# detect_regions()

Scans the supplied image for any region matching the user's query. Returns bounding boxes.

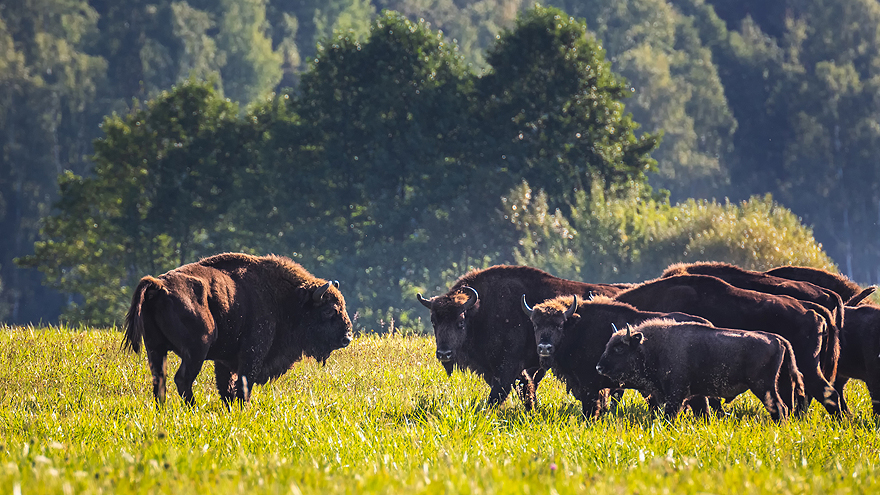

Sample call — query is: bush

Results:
[504,180,836,283]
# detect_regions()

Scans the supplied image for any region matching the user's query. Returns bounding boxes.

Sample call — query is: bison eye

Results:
[614,346,625,354]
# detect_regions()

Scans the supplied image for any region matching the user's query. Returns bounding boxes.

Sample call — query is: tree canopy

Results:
[3,0,877,326]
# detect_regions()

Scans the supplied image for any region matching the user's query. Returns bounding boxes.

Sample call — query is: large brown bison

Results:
[613,274,842,416]
[123,253,353,406]
[521,294,709,417]
[416,265,625,409]
[764,266,873,305]
[596,319,805,421]
[832,304,880,415]
[662,261,846,334]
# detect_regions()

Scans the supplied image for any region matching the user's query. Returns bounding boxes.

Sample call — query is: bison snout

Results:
[436,349,454,363]
[339,335,353,348]
[537,343,554,357]
[595,364,605,375]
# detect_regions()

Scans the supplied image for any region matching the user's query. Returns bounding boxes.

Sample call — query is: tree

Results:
[0,0,107,323]
[214,0,284,105]
[477,5,660,205]
[19,81,250,325]
[548,0,737,199]
[506,180,836,283]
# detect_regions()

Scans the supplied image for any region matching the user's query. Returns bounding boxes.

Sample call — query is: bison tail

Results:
[782,339,806,400]
[822,308,840,383]
[122,276,163,354]
[846,286,876,306]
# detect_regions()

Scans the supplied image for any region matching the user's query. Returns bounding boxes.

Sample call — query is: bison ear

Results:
[629,332,644,346]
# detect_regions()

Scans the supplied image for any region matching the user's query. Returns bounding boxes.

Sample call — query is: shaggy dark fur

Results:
[596,319,805,421]
[662,261,846,335]
[417,265,624,409]
[765,265,873,306]
[123,253,353,406]
[613,274,842,417]
[525,295,708,417]
[834,304,880,415]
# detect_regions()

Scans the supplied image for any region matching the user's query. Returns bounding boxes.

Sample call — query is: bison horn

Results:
[626,324,633,338]
[417,293,432,309]
[612,323,619,333]
[564,296,578,318]
[521,294,533,317]
[332,280,340,289]
[313,281,332,303]
[461,286,479,311]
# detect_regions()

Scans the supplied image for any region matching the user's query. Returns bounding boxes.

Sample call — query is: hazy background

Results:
[1,0,876,330]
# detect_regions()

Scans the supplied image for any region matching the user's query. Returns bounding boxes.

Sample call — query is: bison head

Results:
[417,285,478,375]
[301,280,354,365]
[595,324,647,388]
[523,295,578,369]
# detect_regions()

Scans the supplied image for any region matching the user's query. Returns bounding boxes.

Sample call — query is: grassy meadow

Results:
[1,326,880,494]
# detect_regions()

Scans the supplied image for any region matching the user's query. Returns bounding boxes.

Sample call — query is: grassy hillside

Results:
[1,327,879,494]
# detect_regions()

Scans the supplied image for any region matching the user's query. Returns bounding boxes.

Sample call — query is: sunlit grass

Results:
[1,326,879,493]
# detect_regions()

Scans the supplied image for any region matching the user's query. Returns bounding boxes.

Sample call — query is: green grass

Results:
[1,326,879,494]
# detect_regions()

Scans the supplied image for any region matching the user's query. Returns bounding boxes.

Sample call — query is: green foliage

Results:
[506,180,836,282]
[1,328,880,493]
[548,0,737,198]
[214,0,284,104]
[18,81,249,326]
[479,5,660,202]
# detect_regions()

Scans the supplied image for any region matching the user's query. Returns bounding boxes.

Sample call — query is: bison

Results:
[662,261,846,335]
[522,294,709,417]
[832,304,880,415]
[764,265,874,306]
[613,274,842,416]
[416,265,625,409]
[596,319,805,421]
[123,252,353,406]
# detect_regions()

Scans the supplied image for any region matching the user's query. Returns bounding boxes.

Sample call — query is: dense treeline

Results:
[1,0,873,328]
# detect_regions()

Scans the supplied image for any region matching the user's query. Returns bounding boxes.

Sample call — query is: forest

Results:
[2,0,877,330]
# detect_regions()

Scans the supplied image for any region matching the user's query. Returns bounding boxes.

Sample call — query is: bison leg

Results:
[833,375,851,416]
[753,384,788,421]
[515,369,543,411]
[686,396,712,418]
[487,377,512,408]
[802,365,843,416]
[864,376,880,416]
[214,362,237,407]
[576,388,610,419]
[174,354,207,407]
[146,347,168,406]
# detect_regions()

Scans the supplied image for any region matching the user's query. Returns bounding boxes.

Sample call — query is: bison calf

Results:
[596,319,804,421]
[523,295,709,417]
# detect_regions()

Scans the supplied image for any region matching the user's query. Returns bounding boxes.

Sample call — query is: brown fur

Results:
[614,274,843,417]
[417,265,624,410]
[662,261,846,338]
[596,319,805,421]
[123,252,353,406]
[528,295,709,418]
[834,305,880,415]
[765,265,868,305]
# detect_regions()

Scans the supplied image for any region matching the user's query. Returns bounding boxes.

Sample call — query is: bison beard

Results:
[122,253,353,406]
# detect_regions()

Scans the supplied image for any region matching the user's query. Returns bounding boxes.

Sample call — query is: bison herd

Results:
[123,253,880,421]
